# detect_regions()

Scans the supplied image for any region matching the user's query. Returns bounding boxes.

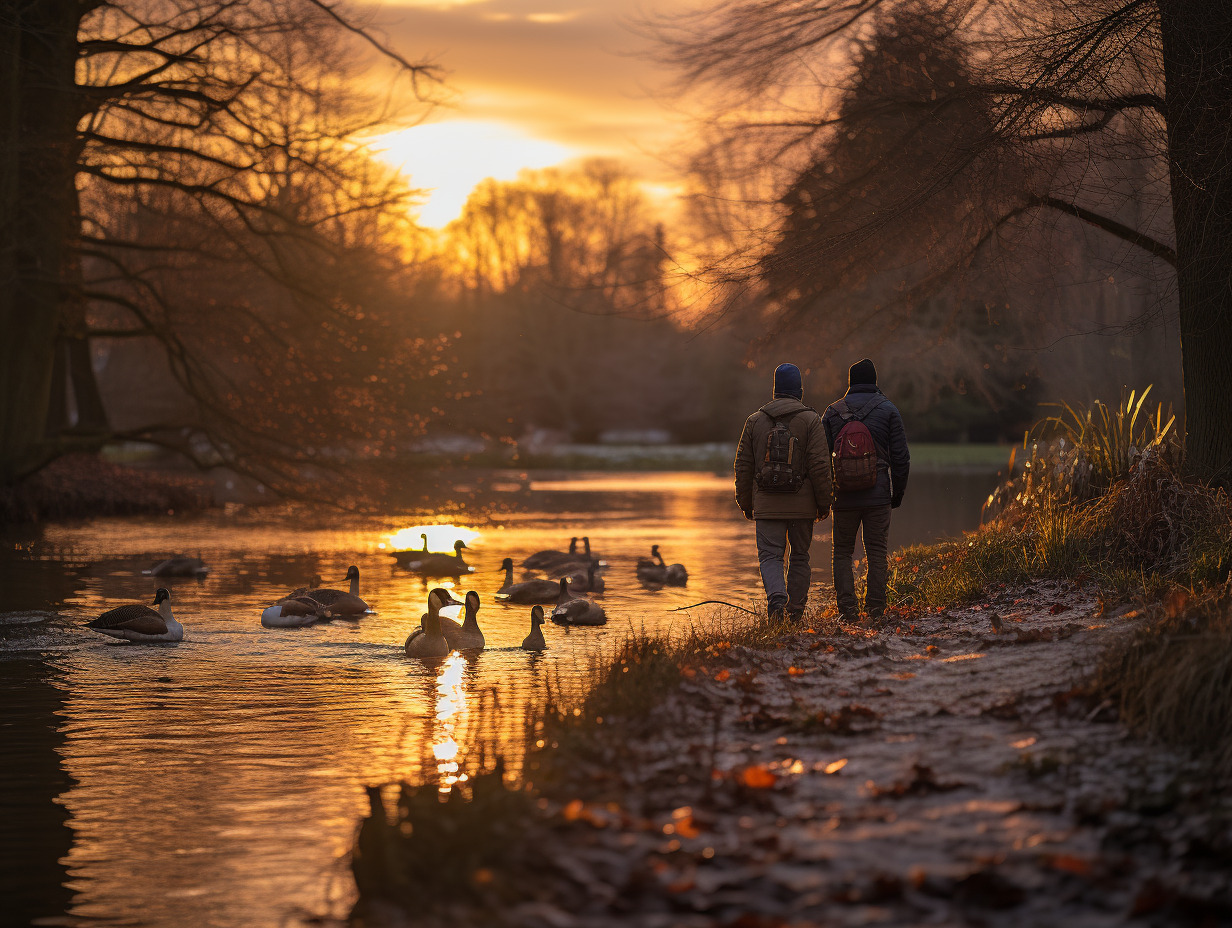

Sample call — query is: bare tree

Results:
[651,0,1231,482]
[0,0,444,492]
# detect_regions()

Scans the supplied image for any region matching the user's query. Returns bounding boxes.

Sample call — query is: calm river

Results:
[0,468,996,927]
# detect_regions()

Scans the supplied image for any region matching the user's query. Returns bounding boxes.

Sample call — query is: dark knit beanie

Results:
[773,362,803,399]
[848,358,877,386]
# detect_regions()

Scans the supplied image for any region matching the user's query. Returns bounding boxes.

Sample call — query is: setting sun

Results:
[372,120,578,227]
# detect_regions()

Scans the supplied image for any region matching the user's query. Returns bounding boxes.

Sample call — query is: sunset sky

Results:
[368,0,683,226]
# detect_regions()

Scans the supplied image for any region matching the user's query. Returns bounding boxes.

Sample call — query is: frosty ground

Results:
[390,583,1232,928]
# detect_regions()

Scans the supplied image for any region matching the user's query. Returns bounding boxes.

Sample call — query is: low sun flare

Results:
[371,119,577,228]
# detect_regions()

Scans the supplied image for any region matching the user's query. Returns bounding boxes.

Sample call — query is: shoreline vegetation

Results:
[349,392,1232,927]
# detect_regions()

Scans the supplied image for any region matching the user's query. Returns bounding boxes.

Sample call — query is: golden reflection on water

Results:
[382,524,482,553]
[432,653,470,792]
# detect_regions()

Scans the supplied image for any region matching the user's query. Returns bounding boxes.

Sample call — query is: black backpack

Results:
[756,410,807,492]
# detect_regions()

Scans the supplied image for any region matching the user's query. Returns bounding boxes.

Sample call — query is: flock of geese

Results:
[85,536,690,657]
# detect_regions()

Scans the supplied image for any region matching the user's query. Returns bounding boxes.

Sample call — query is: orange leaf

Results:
[562,799,585,821]
[736,764,777,789]
[824,758,848,774]
[714,669,731,682]
[1046,854,1093,876]
[787,666,806,676]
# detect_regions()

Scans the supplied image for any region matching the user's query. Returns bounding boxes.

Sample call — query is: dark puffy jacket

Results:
[734,397,833,520]
[822,385,910,510]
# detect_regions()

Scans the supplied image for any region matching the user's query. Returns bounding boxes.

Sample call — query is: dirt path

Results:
[507,582,1231,927]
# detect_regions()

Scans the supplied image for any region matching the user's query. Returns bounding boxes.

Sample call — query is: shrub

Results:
[1092,582,1232,769]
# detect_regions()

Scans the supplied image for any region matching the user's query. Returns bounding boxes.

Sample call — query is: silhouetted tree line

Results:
[650,0,1229,482]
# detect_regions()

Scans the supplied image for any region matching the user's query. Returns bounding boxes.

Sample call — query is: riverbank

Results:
[0,454,214,524]
[350,446,1232,927]
[352,588,1232,928]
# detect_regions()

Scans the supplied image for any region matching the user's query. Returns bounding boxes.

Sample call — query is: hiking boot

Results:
[786,611,805,625]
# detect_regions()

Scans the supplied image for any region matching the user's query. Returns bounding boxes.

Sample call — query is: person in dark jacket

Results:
[734,363,833,621]
[822,358,910,622]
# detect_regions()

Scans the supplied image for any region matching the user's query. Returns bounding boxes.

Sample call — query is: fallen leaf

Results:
[736,764,778,789]
[925,645,939,654]
[787,666,806,676]
[562,799,585,821]
[1044,853,1093,876]
[824,758,848,774]
[714,669,731,682]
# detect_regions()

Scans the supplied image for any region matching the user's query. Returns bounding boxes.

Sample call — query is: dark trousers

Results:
[833,506,892,618]
[755,519,814,615]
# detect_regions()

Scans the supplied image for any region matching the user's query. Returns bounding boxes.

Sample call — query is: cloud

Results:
[368,0,681,162]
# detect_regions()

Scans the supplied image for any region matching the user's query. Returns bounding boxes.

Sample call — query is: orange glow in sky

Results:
[372,120,578,227]
[370,0,680,227]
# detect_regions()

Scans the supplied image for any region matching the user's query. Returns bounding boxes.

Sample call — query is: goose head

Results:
[342,565,359,583]
[500,557,514,571]
[465,590,481,617]
[420,533,429,551]
[530,605,545,627]
[557,578,572,601]
[568,537,578,553]
[582,536,592,556]
[427,588,462,615]
[453,540,468,555]
[153,588,170,606]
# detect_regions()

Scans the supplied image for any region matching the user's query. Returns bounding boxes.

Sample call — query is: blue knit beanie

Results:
[772,362,803,399]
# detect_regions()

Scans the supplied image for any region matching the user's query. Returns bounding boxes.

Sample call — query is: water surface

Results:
[0,469,994,927]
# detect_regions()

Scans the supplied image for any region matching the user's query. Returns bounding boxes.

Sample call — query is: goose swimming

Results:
[304,566,370,618]
[87,588,184,642]
[439,590,484,650]
[144,555,209,578]
[261,588,325,628]
[636,546,688,586]
[404,588,461,658]
[523,538,577,570]
[550,578,607,626]
[538,536,603,574]
[392,540,472,576]
[495,557,560,604]
[520,605,547,651]
[566,562,605,593]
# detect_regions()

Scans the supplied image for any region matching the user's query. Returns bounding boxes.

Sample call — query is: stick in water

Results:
[669,600,758,615]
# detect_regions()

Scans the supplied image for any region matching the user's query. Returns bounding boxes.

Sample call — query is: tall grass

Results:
[898,389,1228,609]
[1092,582,1232,768]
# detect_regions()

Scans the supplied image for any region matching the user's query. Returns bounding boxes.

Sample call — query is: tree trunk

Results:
[1160,0,1232,485]
[0,0,85,483]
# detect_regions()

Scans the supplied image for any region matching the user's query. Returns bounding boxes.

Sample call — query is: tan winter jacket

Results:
[734,397,833,520]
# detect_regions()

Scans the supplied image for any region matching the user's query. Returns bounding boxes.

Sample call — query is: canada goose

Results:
[404,588,462,658]
[636,545,666,573]
[524,538,577,570]
[439,590,484,650]
[520,605,547,651]
[566,562,605,593]
[144,555,209,578]
[495,557,560,604]
[393,540,472,576]
[304,566,370,618]
[261,595,324,628]
[261,575,327,626]
[636,547,688,586]
[550,578,607,626]
[87,588,184,642]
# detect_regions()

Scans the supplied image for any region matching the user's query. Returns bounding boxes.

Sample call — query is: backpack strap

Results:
[835,396,886,422]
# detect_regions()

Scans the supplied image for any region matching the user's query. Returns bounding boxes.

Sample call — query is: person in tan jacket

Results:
[734,363,833,621]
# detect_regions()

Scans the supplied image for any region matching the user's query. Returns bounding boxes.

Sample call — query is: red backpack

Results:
[832,397,886,492]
